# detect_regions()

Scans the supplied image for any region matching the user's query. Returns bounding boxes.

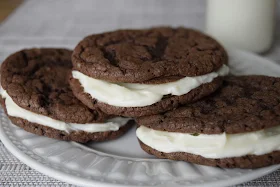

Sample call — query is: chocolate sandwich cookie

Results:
[0,48,132,143]
[70,27,229,117]
[136,76,280,168]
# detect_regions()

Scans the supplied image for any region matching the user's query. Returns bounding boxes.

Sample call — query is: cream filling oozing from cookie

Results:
[0,88,130,133]
[136,126,280,159]
[72,65,229,107]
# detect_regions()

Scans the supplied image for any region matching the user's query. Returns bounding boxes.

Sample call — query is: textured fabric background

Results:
[0,0,279,186]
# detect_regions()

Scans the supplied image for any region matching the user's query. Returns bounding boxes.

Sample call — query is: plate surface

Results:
[0,49,280,187]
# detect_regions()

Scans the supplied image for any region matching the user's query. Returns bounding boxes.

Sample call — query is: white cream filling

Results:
[72,65,229,107]
[136,126,280,159]
[0,88,130,133]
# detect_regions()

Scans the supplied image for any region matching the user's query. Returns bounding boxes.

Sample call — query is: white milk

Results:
[206,0,275,53]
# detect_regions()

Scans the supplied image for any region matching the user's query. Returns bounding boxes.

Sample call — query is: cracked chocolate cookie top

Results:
[72,27,228,83]
[137,76,280,134]
[1,48,107,123]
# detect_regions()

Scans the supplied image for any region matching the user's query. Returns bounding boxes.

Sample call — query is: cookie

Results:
[139,141,280,169]
[136,76,280,168]
[0,97,133,143]
[70,76,223,117]
[72,27,228,83]
[70,27,229,117]
[0,48,132,143]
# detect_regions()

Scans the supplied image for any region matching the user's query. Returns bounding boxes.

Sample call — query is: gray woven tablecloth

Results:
[0,0,280,186]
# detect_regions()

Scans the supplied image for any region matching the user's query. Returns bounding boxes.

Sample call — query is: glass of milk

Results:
[206,0,276,53]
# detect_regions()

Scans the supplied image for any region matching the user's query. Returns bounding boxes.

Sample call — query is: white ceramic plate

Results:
[0,49,280,187]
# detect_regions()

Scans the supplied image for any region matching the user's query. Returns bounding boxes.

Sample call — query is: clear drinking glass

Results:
[206,0,276,53]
